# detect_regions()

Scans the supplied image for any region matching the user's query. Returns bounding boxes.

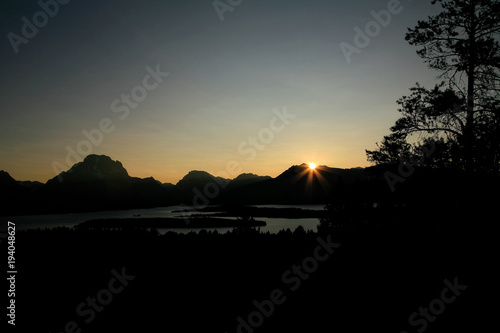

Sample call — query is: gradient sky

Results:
[0,0,443,184]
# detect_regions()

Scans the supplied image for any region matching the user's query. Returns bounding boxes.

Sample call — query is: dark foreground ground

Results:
[8,201,498,333]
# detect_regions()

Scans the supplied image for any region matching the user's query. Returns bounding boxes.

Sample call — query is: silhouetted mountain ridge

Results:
[46,154,129,185]
[225,173,272,191]
[0,170,29,200]
[17,180,44,191]
[219,163,378,205]
[1,155,383,215]
[176,170,230,191]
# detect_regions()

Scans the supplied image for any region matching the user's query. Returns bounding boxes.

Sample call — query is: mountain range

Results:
[0,154,386,216]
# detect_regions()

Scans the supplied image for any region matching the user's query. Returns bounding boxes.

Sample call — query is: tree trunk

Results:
[465,3,476,173]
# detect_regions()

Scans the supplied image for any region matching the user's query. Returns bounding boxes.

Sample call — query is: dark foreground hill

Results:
[12,207,496,332]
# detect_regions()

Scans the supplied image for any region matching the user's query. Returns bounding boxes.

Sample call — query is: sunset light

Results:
[0,1,494,331]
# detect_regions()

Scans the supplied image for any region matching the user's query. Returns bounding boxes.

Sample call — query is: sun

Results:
[308,163,317,170]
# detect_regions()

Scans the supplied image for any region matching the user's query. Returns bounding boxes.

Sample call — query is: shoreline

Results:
[75,217,267,229]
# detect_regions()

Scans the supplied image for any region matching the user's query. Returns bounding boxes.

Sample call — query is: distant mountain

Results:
[43,155,132,202]
[225,173,272,191]
[0,155,387,216]
[36,155,180,214]
[17,180,44,191]
[46,154,129,185]
[157,180,176,188]
[219,163,381,205]
[0,170,25,193]
[176,170,230,191]
[0,171,32,215]
[1,170,29,200]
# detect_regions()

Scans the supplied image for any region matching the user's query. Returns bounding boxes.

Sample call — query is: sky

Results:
[0,0,444,184]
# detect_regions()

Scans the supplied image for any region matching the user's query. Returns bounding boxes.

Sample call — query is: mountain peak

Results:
[0,170,28,196]
[82,154,113,164]
[234,173,266,180]
[50,154,129,183]
[176,170,229,190]
[0,170,12,178]
[0,170,18,185]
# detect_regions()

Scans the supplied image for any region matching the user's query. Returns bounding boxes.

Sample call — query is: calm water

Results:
[4,205,325,234]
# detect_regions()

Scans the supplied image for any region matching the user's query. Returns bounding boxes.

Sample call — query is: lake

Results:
[4,204,325,234]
